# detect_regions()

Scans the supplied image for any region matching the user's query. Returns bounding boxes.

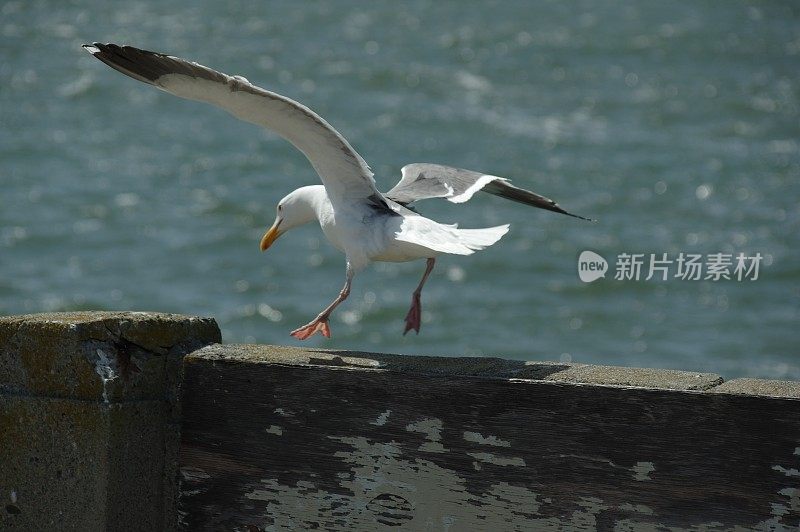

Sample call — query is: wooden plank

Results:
[179,344,800,531]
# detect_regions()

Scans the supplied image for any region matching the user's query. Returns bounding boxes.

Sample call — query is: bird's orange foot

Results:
[290,318,331,340]
[403,293,422,335]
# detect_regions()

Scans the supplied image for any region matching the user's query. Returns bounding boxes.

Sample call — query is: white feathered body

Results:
[304,185,509,271]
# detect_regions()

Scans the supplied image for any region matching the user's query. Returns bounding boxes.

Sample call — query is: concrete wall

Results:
[0,312,220,531]
[1,312,798,531]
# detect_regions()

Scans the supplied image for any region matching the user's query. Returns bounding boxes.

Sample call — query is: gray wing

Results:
[83,43,380,207]
[385,163,593,221]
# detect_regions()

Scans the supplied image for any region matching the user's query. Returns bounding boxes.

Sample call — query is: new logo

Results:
[578,251,608,283]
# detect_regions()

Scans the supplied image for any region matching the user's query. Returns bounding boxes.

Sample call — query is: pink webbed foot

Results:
[290,319,331,340]
[403,293,422,335]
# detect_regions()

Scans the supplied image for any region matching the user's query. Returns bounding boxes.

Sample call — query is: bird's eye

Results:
[278,204,283,212]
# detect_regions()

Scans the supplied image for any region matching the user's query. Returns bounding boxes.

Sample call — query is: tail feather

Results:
[457,224,510,251]
[394,218,510,256]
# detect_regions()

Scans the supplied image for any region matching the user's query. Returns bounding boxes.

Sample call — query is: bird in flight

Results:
[84,43,592,340]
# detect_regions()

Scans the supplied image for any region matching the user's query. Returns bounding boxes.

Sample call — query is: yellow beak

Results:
[260,220,283,251]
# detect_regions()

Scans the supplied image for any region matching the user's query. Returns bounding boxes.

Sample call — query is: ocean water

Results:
[1,1,798,379]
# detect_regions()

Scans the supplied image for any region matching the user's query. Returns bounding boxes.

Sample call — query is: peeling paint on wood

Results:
[405,418,447,453]
[466,451,526,468]
[179,345,800,531]
[371,409,391,426]
[631,461,655,481]
[264,425,283,436]
[463,431,511,448]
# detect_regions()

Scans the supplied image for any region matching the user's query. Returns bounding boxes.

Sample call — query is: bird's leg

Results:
[404,258,436,335]
[291,263,354,340]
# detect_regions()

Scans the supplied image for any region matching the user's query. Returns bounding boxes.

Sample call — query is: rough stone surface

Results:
[1,396,111,531]
[521,360,724,390]
[0,312,220,532]
[711,378,800,399]
[188,343,723,390]
[0,311,220,402]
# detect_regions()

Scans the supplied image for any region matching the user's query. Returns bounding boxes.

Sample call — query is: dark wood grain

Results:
[178,346,800,531]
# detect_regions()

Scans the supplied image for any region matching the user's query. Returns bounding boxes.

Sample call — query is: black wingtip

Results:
[80,42,168,85]
[564,211,597,223]
[550,203,596,222]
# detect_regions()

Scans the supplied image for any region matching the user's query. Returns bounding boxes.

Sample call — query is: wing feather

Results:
[386,163,593,221]
[83,43,379,206]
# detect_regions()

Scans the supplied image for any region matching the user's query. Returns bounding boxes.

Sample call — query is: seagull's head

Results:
[260,186,324,251]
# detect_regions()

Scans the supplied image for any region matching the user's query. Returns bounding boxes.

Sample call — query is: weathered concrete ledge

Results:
[0,312,221,531]
[191,343,728,391]
[180,343,799,531]
[2,313,798,531]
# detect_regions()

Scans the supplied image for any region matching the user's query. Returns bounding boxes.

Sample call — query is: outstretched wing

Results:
[385,163,593,221]
[83,43,380,207]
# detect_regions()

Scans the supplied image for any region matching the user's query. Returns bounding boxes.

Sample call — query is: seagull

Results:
[83,43,592,340]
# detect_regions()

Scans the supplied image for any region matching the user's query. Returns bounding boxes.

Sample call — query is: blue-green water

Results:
[1,1,798,379]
